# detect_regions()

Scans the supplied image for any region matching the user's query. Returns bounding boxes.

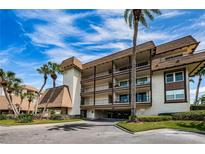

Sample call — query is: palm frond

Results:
[139,13,148,28]
[143,9,154,21]
[150,9,162,15]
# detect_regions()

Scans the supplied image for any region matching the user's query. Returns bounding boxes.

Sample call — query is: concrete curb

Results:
[114,124,134,134]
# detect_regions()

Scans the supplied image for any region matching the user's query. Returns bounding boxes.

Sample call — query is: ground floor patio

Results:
[0,120,204,144]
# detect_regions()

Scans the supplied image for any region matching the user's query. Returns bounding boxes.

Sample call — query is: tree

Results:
[26,92,37,114]
[0,69,22,116]
[35,64,50,114]
[194,67,205,105]
[124,9,161,117]
[47,62,62,88]
[16,87,27,113]
[40,62,62,118]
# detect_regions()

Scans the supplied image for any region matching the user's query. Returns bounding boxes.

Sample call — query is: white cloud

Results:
[44,47,107,63]
[190,86,205,95]
[159,10,188,19]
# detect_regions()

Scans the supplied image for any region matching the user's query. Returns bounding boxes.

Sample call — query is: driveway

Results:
[0,120,205,144]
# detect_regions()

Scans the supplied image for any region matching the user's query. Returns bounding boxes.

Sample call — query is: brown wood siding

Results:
[166,81,184,90]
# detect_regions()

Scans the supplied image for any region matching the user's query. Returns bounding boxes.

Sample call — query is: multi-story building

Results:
[59,35,205,119]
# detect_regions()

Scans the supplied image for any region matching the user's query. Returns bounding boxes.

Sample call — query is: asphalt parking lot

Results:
[0,120,205,144]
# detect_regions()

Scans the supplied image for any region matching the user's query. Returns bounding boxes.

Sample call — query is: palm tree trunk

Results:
[53,79,56,88]
[34,77,47,114]
[40,88,56,119]
[194,74,202,105]
[3,88,18,116]
[131,18,139,117]
[19,98,23,113]
[27,102,31,114]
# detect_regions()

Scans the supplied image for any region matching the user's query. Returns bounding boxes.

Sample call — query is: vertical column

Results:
[94,66,96,106]
[128,56,132,104]
[112,60,114,105]
[150,49,152,104]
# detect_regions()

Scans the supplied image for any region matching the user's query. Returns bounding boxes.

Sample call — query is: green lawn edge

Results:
[0,119,82,126]
[116,121,205,135]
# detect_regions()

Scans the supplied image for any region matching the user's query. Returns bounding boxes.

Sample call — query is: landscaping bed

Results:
[0,118,81,126]
[0,114,81,126]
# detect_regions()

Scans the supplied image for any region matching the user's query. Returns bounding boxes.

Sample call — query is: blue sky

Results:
[0,9,205,102]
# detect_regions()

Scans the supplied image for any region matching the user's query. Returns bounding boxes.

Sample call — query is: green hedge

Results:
[16,114,34,123]
[137,116,172,122]
[50,114,64,120]
[190,105,205,110]
[0,114,7,120]
[172,110,205,121]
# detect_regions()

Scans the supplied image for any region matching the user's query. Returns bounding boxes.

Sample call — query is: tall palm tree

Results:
[124,9,161,117]
[26,92,37,114]
[0,69,21,116]
[194,67,205,105]
[47,62,62,88]
[40,62,62,118]
[35,64,50,114]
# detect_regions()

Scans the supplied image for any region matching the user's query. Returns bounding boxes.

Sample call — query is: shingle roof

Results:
[156,35,198,55]
[38,85,72,108]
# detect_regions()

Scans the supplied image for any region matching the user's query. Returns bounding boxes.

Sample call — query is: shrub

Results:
[158,113,175,116]
[172,110,205,121]
[138,116,172,122]
[16,114,33,123]
[6,114,15,120]
[0,114,7,120]
[190,105,205,111]
[128,115,137,121]
[50,114,64,120]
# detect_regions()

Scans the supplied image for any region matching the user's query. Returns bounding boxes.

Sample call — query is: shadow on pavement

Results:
[47,123,114,132]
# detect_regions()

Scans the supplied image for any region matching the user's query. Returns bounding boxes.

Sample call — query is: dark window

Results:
[136,77,148,85]
[136,92,148,102]
[119,94,129,103]
[166,73,174,83]
[137,61,148,67]
[175,72,183,81]
[119,81,128,87]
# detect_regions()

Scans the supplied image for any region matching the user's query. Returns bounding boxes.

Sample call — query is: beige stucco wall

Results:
[138,66,190,116]
[95,94,109,105]
[63,68,81,115]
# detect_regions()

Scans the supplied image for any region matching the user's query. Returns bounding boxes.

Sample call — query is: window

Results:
[166,89,185,101]
[136,92,148,102]
[137,61,148,67]
[166,73,174,83]
[166,71,184,83]
[119,94,129,103]
[136,77,148,85]
[175,72,183,81]
[119,81,128,87]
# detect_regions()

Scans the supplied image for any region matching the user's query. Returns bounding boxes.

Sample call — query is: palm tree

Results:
[26,92,37,114]
[16,87,27,113]
[35,64,50,114]
[47,62,62,88]
[40,62,62,118]
[194,67,205,105]
[0,69,21,116]
[124,9,161,117]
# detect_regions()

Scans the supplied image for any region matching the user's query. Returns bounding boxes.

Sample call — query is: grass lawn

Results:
[117,121,205,134]
[0,118,82,126]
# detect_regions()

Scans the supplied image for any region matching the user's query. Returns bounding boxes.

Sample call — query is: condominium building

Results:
[58,35,205,119]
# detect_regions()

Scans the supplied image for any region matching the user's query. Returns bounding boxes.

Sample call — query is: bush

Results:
[138,116,172,122]
[16,114,33,123]
[6,114,15,120]
[190,105,205,111]
[50,114,64,120]
[158,113,175,116]
[172,110,205,121]
[0,114,7,120]
[128,115,137,121]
